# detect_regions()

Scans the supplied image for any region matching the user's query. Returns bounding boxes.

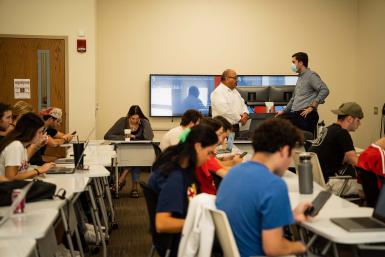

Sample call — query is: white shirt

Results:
[160,126,185,150]
[210,83,248,125]
[0,140,29,176]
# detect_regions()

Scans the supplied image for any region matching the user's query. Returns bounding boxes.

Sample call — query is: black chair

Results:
[356,167,385,207]
[139,181,174,257]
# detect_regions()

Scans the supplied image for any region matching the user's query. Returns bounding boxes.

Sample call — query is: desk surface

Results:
[0,209,58,239]
[0,238,36,257]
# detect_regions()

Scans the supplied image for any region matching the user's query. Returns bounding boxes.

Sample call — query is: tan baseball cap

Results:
[40,107,63,119]
[331,102,364,119]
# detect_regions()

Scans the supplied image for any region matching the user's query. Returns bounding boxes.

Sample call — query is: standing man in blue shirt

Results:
[216,119,311,257]
[276,52,329,136]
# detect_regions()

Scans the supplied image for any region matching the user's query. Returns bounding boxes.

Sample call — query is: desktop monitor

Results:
[236,86,270,104]
[269,85,295,103]
[150,75,215,117]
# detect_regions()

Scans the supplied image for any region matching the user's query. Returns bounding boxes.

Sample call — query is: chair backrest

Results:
[293,151,327,189]
[209,209,240,257]
[356,167,382,207]
[139,181,158,237]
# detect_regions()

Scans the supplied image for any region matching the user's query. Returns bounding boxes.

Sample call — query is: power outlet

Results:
[374,106,379,115]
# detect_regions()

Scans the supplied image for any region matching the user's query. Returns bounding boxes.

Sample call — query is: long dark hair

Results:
[127,105,148,120]
[0,112,44,153]
[152,125,218,176]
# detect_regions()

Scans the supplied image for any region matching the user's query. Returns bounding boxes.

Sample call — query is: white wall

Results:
[354,0,385,147]
[0,0,97,139]
[96,0,358,140]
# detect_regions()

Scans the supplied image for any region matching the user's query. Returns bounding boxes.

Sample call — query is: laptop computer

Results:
[0,182,34,226]
[216,132,235,154]
[47,127,95,174]
[331,185,385,232]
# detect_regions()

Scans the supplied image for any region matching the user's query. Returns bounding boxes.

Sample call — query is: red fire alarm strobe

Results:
[77,39,86,53]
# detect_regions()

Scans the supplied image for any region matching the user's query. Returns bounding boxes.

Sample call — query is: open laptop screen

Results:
[373,186,385,222]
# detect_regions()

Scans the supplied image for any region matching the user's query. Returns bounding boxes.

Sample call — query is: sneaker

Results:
[129,189,139,198]
[84,227,106,244]
[85,223,105,231]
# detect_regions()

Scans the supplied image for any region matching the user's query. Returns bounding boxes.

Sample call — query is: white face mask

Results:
[290,63,298,73]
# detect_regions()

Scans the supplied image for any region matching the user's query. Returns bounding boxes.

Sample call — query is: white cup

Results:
[124,129,131,141]
[265,102,275,113]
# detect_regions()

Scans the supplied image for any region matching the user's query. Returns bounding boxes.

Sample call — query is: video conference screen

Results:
[149,74,298,117]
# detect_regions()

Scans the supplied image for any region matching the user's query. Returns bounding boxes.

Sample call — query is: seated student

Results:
[0,103,12,140]
[357,136,385,189]
[29,107,74,165]
[0,112,55,180]
[216,119,310,257]
[104,105,154,197]
[196,118,242,194]
[147,125,217,257]
[309,102,363,182]
[159,109,202,150]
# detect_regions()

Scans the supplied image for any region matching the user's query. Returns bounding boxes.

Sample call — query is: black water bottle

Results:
[298,152,313,194]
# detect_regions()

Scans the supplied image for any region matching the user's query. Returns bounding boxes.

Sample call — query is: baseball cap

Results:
[40,107,63,119]
[331,102,364,119]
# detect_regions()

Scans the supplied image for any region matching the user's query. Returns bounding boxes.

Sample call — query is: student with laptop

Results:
[309,102,364,182]
[0,112,55,180]
[159,109,202,150]
[29,107,74,165]
[216,119,311,257]
[147,125,218,257]
[0,103,12,141]
[104,105,154,197]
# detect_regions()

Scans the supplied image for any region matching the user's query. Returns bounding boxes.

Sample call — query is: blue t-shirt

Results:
[216,161,294,257]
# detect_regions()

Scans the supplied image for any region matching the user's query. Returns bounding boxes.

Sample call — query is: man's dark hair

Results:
[252,119,303,155]
[213,116,232,132]
[180,109,203,126]
[42,115,57,121]
[0,103,12,119]
[337,115,349,121]
[200,117,222,132]
[292,52,308,68]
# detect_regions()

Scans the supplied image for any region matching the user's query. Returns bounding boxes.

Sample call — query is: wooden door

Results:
[0,37,66,131]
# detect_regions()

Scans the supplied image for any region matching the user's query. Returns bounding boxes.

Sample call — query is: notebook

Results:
[216,132,235,154]
[331,185,385,232]
[0,182,33,226]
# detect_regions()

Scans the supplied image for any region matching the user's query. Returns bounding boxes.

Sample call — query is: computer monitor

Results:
[269,85,295,103]
[236,86,270,104]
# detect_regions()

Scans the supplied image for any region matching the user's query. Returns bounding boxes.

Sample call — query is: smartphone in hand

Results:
[304,191,332,217]
[239,152,248,158]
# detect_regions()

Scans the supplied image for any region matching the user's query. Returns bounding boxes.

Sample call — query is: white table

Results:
[0,239,38,257]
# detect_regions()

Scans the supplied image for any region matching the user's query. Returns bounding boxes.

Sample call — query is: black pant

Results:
[283,110,319,136]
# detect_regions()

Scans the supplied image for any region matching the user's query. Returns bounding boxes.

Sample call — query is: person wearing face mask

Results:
[276,52,329,136]
[309,102,364,182]
[210,69,249,133]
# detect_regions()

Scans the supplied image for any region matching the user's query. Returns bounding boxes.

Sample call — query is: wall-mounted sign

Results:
[14,79,31,99]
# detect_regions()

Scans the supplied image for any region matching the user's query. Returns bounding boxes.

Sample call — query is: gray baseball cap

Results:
[331,102,364,119]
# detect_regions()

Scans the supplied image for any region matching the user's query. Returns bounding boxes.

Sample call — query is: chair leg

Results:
[148,245,156,257]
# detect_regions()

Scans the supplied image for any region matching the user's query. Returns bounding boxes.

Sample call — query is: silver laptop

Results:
[0,182,33,226]
[216,132,235,154]
[47,127,95,174]
[331,186,385,232]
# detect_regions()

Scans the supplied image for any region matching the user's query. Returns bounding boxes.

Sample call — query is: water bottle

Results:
[298,152,313,194]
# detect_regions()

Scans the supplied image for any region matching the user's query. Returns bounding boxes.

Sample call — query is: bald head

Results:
[221,69,238,90]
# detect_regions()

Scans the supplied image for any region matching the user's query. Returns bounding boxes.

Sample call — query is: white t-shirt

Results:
[160,126,185,150]
[0,140,29,176]
[210,83,248,125]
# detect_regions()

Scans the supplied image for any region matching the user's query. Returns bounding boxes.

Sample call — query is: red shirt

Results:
[195,156,221,195]
[357,144,385,188]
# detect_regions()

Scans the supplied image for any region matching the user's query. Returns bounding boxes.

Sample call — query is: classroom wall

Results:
[0,0,97,139]
[353,0,385,147]
[96,0,359,140]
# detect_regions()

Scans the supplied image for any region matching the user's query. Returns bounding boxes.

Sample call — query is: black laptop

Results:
[331,185,385,232]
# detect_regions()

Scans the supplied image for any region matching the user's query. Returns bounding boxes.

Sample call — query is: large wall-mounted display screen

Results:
[149,74,298,117]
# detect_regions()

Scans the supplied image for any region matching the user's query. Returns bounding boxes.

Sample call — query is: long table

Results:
[282,170,385,256]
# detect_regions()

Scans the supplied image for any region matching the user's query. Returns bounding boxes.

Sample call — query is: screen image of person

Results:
[180,86,207,114]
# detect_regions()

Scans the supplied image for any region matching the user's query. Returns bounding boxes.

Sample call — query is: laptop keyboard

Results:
[351,217,385,228]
